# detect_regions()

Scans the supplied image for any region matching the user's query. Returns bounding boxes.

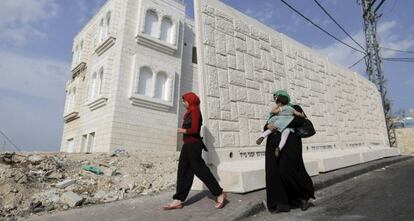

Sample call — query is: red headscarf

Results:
[182,92,200,116]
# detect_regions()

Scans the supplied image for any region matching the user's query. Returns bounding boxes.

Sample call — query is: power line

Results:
[383,57,414,60]
[313,0,366,51]
[0,130,21,152]
[280,0,366,55]
[374,0,387,13]
[381,46,414,54]
[349,55,367,68]
[383,58,414,63]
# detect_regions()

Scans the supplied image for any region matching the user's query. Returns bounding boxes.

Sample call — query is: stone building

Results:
[61,0,399,192]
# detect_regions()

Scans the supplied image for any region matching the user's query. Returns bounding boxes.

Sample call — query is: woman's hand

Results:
[177,128,186,134]
[267,124,277,131]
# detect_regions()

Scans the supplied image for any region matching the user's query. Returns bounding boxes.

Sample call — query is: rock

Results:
[47,171,64,179]
[55,179,75,189]
[31,190,60,207]
[61,191,83,207]
[14,171,27,184]
[1,152,14,164]
[93,190,107,199]
[104,191,120,203]
[27,155,44,165]
[30,201,44,213]
[3,193,18,211]
[103,167,117,177]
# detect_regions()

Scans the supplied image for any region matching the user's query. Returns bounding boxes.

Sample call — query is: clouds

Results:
[407,78,414,88]
[316,20,414,73]
[75,0,107,24]
[244,2,280,28]
[0,52,69,151]
[0,0,58,46]
[0,52,69,103]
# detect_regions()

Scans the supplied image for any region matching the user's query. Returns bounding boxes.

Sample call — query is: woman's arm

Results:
[287,105,305,128]
[293,109,305,118]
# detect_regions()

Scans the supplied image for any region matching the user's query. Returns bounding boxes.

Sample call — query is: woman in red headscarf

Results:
[163,92,227,210]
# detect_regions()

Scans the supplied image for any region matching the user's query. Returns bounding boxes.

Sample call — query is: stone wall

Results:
[396,128,414,155]
[194,0,389,165]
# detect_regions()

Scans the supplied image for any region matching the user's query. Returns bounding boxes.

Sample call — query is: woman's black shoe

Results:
[299,199,310,211]
[270,204,290,213]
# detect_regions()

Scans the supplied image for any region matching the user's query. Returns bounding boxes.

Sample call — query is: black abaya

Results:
[265,105,315,211]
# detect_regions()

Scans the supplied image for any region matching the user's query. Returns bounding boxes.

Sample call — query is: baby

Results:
[256,95,304,158]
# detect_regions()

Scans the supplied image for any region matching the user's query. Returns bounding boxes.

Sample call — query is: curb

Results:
[229,155,412,221]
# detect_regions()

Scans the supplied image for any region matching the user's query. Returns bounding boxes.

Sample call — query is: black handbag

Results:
[295,118,316,138]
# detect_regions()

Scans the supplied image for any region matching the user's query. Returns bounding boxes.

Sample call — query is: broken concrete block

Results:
[27,155,44,165]
[56,179,75,189]
[61,191,83,207]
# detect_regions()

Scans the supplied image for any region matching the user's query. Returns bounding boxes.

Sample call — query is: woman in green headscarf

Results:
[263,90,315,213]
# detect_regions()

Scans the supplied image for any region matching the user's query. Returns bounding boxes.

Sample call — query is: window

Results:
[89,67,104,100]
[160,17,173,44]
[105,11,111,38]
[99,18,105,42]
[137,67,153,96]
[130,65,174,111]
[154,72,168,101]
[77,41,83,63]
[144,10,158,38]
[73,45,79,64]
[86,132,95,153]
[89,72,97,99]
[66,87,77,113]
[98,67,104,96]
[192,47,198,64]
[81,134,87,152]
[67,138,75,153]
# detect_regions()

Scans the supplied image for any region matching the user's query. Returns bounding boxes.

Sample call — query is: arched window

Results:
[160,17,173,44]
[154,72,168,100]
[65,89,71,113]
[144,10,158,38]
[97,67,104,96]
[137,67,153,96]
[105,11,111,38]
[74,45,79,64]
[69,87,76,112]
[99,18,105,42]
[78,41,83,63]
[90,72,98,99]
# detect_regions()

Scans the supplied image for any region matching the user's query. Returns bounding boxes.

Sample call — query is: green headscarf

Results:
[273,90,291,104]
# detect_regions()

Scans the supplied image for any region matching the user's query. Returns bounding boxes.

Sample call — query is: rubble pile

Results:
[0,150,179,220]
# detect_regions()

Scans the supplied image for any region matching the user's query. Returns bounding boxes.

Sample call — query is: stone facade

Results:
[62,0,399,192]
[61,0,189,153]
[395,128,414,155]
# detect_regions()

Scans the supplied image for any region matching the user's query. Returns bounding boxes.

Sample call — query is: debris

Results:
[61,191,83,208]
[27,155,44,165]
[82,165,102,175]
[0,151,179,220]
[56,179,76,189]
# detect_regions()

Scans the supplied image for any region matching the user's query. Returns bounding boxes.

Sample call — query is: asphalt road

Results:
[241,158,414,221]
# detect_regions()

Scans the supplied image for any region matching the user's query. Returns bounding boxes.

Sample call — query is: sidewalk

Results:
[26,155,412,221]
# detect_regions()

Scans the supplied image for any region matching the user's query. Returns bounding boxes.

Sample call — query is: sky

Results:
[0,0,413,152]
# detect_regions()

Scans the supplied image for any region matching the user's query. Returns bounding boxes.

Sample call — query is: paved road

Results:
[241,158,414,221]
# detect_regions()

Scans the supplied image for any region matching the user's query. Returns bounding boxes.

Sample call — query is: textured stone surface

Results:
[196,0,389,153]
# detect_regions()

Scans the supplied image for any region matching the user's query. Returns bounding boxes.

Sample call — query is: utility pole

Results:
[359,0,397,147]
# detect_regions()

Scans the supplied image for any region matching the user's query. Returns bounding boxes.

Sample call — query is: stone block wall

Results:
[194,0,389,164]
